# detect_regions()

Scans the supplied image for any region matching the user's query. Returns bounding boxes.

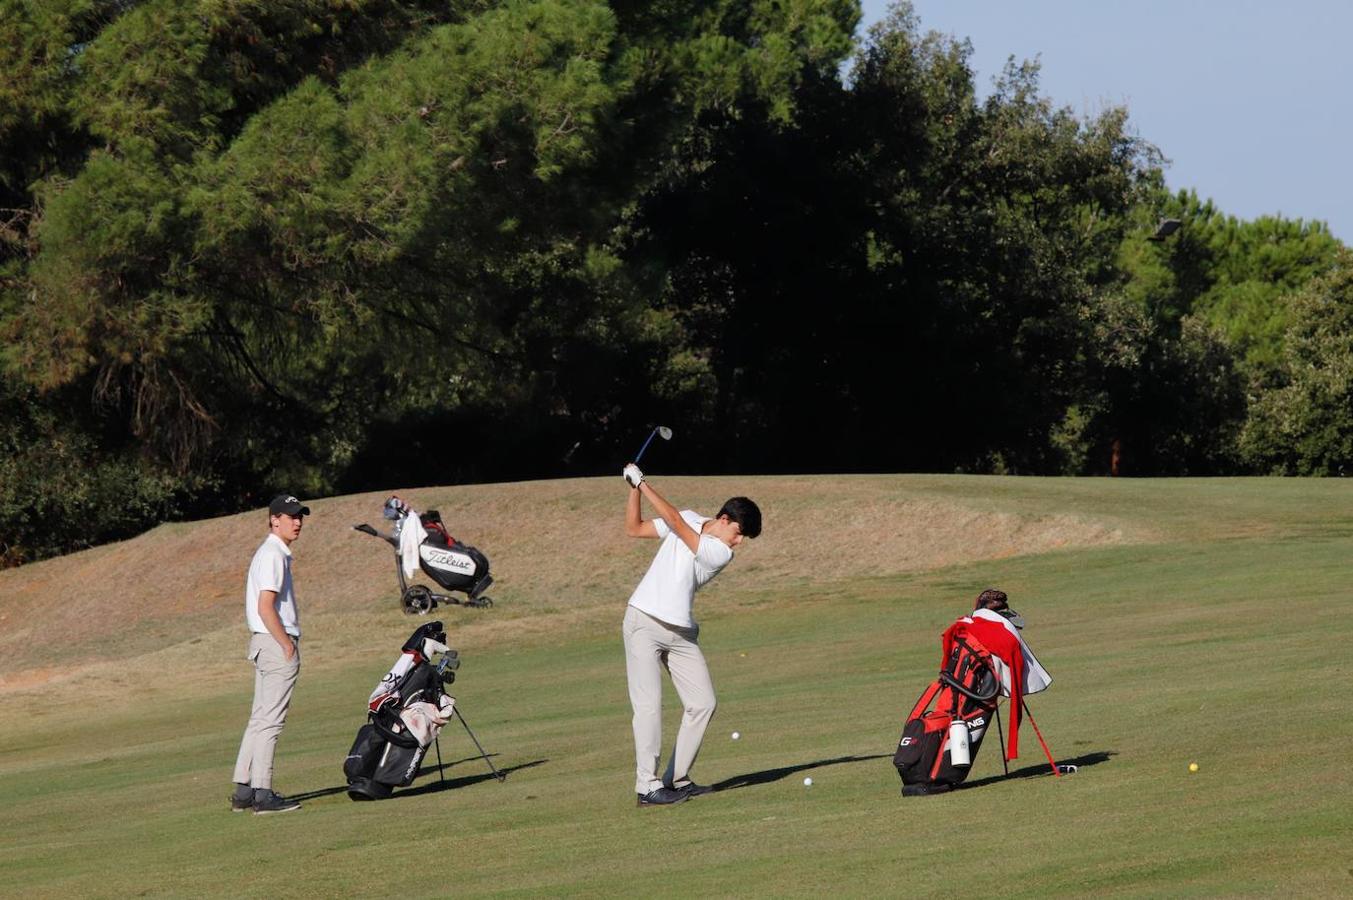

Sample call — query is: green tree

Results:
[0,373,184,566]
[2,0,860,563]
[627,5,1162,473]
[1240,252,1353,474]
[1117,188,1341,373]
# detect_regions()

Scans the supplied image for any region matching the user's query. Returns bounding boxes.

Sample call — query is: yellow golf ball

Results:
[1188,762,1199,773]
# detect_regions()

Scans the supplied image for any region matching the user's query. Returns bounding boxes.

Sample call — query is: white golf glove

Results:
[623,463,645,488]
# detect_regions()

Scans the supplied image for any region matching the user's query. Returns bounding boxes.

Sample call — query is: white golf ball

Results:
[731,731,740,740]
[803,777,813,787]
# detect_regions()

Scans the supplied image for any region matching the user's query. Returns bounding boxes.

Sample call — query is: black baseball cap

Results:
[269,494,311,517]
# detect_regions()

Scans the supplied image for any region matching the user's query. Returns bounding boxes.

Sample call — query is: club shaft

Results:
[634,427,659,463]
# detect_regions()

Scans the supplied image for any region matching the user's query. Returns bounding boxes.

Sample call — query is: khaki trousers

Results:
[232,632,301,790]
[622,605,717,795]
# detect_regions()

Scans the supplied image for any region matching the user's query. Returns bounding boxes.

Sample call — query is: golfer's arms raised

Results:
[256,590,295,659]
[625,483,659,538]
[638,481,700,553]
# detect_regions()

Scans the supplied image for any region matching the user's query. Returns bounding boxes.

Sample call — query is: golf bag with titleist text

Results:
[352,496,494,614]
[344,622,459,800]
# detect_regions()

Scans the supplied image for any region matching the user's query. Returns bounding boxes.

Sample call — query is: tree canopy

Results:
[1,1,1346,565]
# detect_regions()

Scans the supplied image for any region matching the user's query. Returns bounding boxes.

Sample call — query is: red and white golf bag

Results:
[893,608,1052,795]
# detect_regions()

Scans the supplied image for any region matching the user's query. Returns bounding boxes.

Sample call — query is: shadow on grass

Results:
[288,756,547,803]
[959,750,1116,790]
[395,758,548,798]
[713,754,892,792]
[290,784,358,803]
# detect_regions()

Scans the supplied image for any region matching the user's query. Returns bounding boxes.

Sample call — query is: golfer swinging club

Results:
[620,462,761,806]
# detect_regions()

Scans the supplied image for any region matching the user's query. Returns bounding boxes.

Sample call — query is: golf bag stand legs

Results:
[1021,698,1062,777]
[455,707,506,782]
[994,702,1009,776]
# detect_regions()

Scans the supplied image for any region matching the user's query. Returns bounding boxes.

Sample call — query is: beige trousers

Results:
[622,605,717,795]
[232,632,301,790]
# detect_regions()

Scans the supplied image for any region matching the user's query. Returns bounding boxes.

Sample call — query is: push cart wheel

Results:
[401,584,435,615]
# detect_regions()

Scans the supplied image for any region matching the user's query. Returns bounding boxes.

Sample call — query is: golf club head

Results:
[633,425,674,464]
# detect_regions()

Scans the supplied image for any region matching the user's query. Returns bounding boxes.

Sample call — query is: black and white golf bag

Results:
[352,496,494,613]
[344,622,459,800]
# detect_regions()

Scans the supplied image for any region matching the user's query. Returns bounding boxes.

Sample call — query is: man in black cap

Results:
[230,494,310,814]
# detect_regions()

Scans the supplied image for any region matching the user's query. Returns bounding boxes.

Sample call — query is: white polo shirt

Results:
[627,510,734,629]
[245,533,301,638]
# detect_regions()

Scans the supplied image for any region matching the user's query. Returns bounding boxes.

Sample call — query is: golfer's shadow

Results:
[712,754,891,792]
[959,750,1116,790]
[287,756,547,803]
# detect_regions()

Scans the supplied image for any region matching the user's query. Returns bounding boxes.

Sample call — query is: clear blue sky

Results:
[857,1,1351,242]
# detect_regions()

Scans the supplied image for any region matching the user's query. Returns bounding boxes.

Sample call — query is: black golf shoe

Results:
[230,787,253,813]
[674,782,715,798]
[636,787,688,807]
[252,790,302,814]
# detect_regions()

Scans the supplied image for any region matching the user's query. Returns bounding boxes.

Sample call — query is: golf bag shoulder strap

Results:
[905,633,998,721]
[938,635,1000,705]
[371,705,422,749]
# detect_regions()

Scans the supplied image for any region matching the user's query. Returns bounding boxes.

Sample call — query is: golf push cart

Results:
[353,496,494,614]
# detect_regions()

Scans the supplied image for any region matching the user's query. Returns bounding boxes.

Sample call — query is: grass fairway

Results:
[2,476,1352,897]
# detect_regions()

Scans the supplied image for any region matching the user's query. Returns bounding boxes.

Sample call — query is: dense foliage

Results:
[1,1,1346,564]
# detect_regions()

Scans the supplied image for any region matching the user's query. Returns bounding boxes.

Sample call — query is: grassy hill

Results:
[1,475,1350,896]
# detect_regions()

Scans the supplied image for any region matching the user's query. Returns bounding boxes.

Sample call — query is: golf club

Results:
[633,425,673,464]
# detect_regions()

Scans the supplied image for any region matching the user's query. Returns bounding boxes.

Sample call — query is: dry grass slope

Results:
[0,475,1137,690]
